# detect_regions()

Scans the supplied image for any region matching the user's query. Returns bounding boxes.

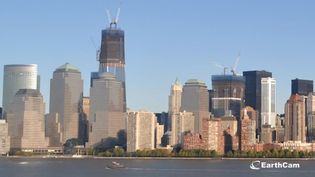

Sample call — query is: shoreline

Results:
[1,156,315,161]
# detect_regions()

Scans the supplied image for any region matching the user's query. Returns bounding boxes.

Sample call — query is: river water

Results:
[0,158,314,177]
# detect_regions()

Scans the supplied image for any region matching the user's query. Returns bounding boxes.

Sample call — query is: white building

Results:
[261,77,276,128]
[127,111,156,152]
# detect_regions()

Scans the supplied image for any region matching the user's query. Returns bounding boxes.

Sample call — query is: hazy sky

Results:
[1,0,315,114]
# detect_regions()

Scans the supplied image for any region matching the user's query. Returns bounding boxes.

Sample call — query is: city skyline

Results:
[1,0,315,114]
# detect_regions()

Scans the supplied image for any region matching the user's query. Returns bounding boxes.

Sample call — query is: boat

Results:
[106,161,125,169]
[18,162,29,165]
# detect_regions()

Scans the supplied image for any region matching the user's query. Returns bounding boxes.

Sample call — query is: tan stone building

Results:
[171,111,195,146]
[181,79,209,133]
[284,94,306,142]
[47,63,83,147]
[155,123,164,148]
[127,111,156,152]
[261,124,272,144]
[168,78,182,131]
[202,118,220,152]
[240,106,256,151]
[7,89,49,151]
[0,120,10,154]
[184,116,239,155]
[87,73,126,148]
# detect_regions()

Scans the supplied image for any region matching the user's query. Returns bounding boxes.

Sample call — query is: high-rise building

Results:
[155,123,164,148]
[88,72,126,148]
[261,77,276,128]
[127,111,156,152]
[7,89,49,151]
[168,78,182,131]
[181,79,209,133]
[47,63,83,146]
[240,106,256,151]
[171,111,195,146]
[211,74,245,119]
[307,92,315,141]
[2,64,38,117]
[0,120,10,155]
[202,117,220,152]
[79,97,90,144]
[243,70,272,134]
[98,19,126,111]
[261,124,272,143]
[291,78,313,96]
[284,94,306,142]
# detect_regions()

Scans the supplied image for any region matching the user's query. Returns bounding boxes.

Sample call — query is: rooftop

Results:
[55,63,80,73]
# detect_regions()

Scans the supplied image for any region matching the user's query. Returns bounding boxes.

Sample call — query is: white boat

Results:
[18,162,29,165]
[106,161,125,169]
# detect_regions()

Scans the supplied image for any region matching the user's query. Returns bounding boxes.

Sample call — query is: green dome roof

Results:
[55,63,80,73]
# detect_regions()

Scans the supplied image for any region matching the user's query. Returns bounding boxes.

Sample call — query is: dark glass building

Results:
[211,75,245,120]
[291,78,313,96]
[243,70,272,135]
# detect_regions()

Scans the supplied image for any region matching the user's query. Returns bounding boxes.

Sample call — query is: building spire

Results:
[175,77,180,85]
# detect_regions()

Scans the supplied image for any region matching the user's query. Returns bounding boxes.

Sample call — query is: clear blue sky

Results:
[1,0,315,114]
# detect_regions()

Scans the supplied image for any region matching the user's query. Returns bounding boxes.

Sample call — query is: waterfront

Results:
[0,158,315,177]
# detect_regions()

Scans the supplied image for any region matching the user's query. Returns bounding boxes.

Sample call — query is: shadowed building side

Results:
[87,73,126,149]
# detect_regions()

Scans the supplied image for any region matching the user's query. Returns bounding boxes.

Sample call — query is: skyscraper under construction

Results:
[92,14,126,111]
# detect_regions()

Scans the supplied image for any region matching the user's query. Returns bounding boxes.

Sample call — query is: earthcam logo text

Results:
[250,161,300,170]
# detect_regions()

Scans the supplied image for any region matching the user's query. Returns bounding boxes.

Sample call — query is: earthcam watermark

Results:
[250,160,300,170]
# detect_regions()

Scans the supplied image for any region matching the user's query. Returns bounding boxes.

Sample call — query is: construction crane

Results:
[106,7,121,28]
[212,53,241,76]
[231,53,240,76]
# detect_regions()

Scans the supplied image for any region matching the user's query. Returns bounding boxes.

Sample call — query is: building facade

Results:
[2,64,38,117]
[284,94,306,142]
[291,78,313,96]
[7,89,49,151]
[88,73,126,148]
[261,77,276,128]
[240,107,256,151]
[243,70,272,135]
[171,111,195,146]
[98,20,126,112]
[0,120,10,155]
[47,63,83,146]
[168,78,182,131]
[307,92,315,141]
[211,74,245,120]
[181,79,209,133]
[127,111,156,152]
